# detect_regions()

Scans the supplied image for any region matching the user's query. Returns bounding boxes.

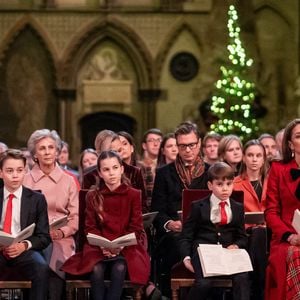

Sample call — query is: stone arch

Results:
[155,21,203,83]
[253,3,293,28]
[60,17,153,89]
[0,15,58,77]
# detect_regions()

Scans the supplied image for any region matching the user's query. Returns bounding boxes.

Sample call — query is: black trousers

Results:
[154,232,181,298]
[189,250,250,300]
[0,250,50,300]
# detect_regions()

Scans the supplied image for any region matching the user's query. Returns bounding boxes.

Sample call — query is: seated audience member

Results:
[0,142,8,189]
[23,129,79,300]
[180,162,250,300]
[201,133,222,166]
[80,148,98,170]
[0,142,8,154]
[138,128,163,211]
[118,131,139,166]
[258,133,279,162]
[82,130,147,212]
[233,139,269,300]
[20,147,35,172]
[218,134,243,175]
[0,149,51,300]
[151,121,209,297]
[78,148,98,184]
[275,128,285,159]
[265,119,300,300]
[157,133,178,168]
[58,141,79,178]
[62,151,150,299]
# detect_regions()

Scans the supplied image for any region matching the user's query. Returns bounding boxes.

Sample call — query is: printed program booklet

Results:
[87,232,137,249]
[0,223,36,246]
[292,209,300,234]
[49,215,68,230]
[197,244,253,277]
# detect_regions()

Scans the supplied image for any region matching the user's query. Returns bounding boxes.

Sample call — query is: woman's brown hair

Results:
[239,139,269,181]
[90,150,128,222]
[282,119,300,163]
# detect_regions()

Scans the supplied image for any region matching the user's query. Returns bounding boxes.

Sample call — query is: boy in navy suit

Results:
[180,162,250,300]
[0,149,51,300]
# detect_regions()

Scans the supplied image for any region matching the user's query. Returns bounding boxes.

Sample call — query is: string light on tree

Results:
[210,5,259,140]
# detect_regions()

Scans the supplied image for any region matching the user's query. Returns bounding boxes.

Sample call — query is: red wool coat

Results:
[233,175,268,213]
[62,184,150,285]
[265,160,300,300]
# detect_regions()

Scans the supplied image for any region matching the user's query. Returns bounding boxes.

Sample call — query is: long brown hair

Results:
[282,119,300,163]
[239,139,269,181]
[90,150,128,221]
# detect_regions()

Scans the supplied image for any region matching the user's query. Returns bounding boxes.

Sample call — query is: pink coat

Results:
[23,164,79,278]
[62,184,150,285]
[265,160,300,300]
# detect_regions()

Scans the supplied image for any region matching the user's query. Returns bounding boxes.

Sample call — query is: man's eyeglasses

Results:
[177,142,199,151]
[146,138,162,144]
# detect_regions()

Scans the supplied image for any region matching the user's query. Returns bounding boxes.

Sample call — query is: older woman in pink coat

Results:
[23,129,78,300]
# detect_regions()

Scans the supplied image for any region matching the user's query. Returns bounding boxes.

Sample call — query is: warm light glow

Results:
[209,4,259,141]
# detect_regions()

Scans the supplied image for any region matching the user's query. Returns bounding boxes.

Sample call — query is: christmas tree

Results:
[210,5,259,141]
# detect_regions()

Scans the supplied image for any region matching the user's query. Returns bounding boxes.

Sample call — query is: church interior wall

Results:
[0,0,298,161]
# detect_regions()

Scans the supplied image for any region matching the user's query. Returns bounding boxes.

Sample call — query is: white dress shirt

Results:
[210,193,232,224]
[0,186,22,235]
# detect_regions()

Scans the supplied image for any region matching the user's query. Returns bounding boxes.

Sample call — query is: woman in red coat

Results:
[234,139,269,214]
[233,139,269,300]
[265,119,300,300]
[62,150,150,300]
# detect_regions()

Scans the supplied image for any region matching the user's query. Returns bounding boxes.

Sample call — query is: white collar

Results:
[4,185,23,200]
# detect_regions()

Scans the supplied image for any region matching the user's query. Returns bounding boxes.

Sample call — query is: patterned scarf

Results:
[175,155,205,189]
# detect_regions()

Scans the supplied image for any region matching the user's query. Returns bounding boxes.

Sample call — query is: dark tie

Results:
[290,169,300,200]
[3,194,14,234]
[219,201,227,225]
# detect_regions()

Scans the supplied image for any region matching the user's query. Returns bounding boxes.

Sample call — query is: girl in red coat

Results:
[62,150,150,300]
[233,139,269,300]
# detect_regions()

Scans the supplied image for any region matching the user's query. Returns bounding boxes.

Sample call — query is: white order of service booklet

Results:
[0,223,36,247]
[49,215,68,230]
[292,209,300,234]
[197,244,253,277]
[87,232,137,249]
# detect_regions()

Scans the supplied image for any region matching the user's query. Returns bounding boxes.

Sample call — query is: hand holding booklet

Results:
[197,244,253,277]
[49,215,68,230]
[87,232,137,249]
[0,223,36,247]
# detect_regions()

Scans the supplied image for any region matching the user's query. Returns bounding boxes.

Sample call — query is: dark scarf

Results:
[175,155,205,189]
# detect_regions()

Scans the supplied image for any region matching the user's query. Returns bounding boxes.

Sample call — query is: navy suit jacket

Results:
[179,196,248,259]
[0,186,51,250]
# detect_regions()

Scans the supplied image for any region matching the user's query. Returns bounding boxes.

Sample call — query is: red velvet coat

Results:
[265,160,300,300]
[62,184,150,285]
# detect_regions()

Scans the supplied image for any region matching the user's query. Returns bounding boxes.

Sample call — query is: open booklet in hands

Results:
[197,244,253,277]
[0,223,36,247]
[49,215,68,230]
[87,232,137,249]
